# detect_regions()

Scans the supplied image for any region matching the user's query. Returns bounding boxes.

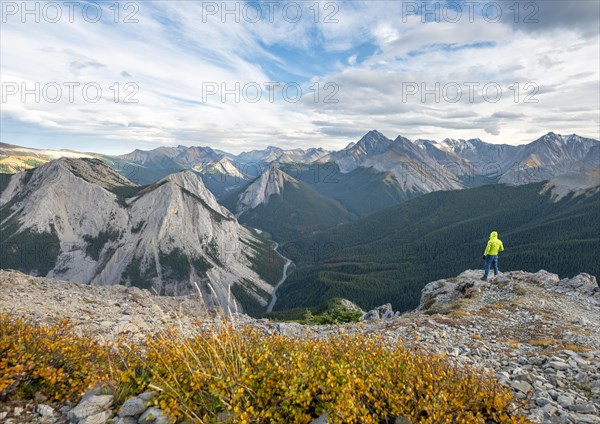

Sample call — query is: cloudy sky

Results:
[1,0,599,154]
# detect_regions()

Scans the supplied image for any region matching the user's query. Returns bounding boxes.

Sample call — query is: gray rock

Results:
[363,309,380,320]
[381,310,395,319]
[549,361,570,371]
[36,404,55,417]
[275,322,311,338]
[79,410,113,424]
[569,413,600,424]
[530,356,547,366]
[555,274,599,296]
[512,380,533,393]
[310,413,329,424]
[119,396,148,417]
[59,405,72,415]
[80,387,109,402]
[363,304,395,320]
[536,397,552,407]
[569,403,597,414]
[115,418,138,424]
[138,391,158,402]
[68,395,114,422]
[541,403,558,416]
[557,394,574,408]
[138,407,170,424]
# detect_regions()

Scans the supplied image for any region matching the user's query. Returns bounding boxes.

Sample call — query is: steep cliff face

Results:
[0,158,279,313]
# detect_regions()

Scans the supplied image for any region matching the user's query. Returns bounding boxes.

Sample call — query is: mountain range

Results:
[105,131,600,198]
[3,131,598,197]
[0,158,285,315]
[1,131,598,317]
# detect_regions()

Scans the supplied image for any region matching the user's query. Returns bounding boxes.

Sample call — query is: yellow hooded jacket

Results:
[484,231,504,256]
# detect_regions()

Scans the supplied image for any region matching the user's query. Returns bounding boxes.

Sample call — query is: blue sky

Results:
[1,0,599,154]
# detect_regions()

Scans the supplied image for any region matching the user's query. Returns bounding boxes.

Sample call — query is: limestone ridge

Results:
[235,166,299,215]
[0,158,275,313]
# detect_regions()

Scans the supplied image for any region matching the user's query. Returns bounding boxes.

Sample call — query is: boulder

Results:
[68,394,113,422]
[138,407,170,424]
[119,397,148,417]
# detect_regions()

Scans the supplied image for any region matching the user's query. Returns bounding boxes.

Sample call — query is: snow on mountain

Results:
[235,166,299,215]
[412,132,599,185]
[317,132,462,193]
[435,138,520,166]
[413,139,472,174]
[0,158,276,313]
[583,144,600,167]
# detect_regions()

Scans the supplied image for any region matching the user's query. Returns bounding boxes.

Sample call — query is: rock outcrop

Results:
[1,268,599,424]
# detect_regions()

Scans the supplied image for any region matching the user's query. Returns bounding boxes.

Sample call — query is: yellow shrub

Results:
[1,315,530,423]
[0,315,115,402]
[131,327,529,423]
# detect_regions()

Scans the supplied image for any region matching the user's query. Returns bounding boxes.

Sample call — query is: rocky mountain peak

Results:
[354,130,393,153]
[393,135,412,144]
[158,169,226,214]
[1,157,134,209]
[235,166,298,215]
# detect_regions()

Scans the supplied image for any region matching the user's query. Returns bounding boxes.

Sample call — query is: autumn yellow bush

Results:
[0,315,116,402]
[1,314,530,423]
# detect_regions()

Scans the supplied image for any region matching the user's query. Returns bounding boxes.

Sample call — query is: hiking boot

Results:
[481,276,488,281]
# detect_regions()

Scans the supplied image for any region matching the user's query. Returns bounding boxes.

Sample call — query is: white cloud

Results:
[0,0,598,154]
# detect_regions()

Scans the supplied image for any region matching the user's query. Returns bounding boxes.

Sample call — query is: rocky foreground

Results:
[1,269,599,424]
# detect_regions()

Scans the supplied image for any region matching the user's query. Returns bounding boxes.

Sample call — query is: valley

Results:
[1,130,599,320]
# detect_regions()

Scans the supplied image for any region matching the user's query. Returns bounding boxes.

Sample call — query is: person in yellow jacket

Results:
[481,231,504,281]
